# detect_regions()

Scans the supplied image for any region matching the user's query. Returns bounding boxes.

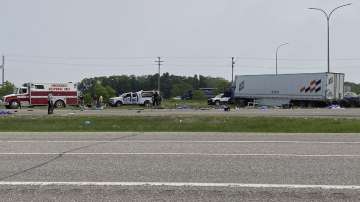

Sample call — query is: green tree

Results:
[192,90,206,100]
[171,82,192,98]
[78,73,231,99]
[0,81,15,98]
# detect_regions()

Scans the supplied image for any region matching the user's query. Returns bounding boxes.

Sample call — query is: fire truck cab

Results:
[3,82,79,109]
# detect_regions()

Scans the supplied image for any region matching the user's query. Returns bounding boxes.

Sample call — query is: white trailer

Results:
[233,72,344,107]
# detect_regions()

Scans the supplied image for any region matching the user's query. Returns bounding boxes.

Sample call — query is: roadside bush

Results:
[0,81,15,98]
[192,90,206,100]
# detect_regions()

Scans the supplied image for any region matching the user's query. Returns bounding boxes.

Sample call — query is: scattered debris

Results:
[328,104,344,109]
[176,104,191,109]
[259,106,269,111]
[0,110,12,116]
[223,105,230,112]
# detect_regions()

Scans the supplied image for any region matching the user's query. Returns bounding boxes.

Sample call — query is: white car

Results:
[208,93,231,105]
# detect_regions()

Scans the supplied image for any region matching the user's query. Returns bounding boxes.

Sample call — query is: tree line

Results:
[2,79,360,105]
[0,74,230,104]
[78,73,230,103]
[0,82,16,99]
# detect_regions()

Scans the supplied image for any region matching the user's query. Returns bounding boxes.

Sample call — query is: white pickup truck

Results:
[109,90,156,107]
[207,93,231,106]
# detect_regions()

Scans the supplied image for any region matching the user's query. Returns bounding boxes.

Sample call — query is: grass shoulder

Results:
[0,115,359,133]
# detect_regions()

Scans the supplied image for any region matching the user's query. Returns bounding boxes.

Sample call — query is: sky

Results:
[0,0,359,86]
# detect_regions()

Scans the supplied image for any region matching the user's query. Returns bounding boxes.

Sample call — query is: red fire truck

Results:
[3,82,79,109]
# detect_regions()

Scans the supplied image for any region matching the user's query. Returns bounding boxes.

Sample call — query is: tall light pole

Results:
[231,57,235,84]
[275,42,289,75]
[309,3,352,73]
[1,55,4,86]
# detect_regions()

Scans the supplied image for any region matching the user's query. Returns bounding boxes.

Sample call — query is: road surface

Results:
[0,132,359,201]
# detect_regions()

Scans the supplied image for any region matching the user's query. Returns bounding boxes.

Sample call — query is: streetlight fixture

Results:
[308,3,352,73]
[275,42,289,75]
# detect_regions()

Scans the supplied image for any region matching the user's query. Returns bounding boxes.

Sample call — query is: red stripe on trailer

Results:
[31,91,77,96]
[66,98,79,105]
[31,98,49,105]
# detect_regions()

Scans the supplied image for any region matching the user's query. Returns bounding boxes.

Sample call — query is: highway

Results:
[0,132,359,201]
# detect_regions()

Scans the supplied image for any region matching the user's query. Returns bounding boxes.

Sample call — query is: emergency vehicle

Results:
[2,82,79,109]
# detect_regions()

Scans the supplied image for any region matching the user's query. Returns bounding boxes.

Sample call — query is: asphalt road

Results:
[6,107,360,118]
[0,132,359,201]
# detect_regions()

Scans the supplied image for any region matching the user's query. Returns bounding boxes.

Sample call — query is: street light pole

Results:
[309,3,352,73]
[1,55,4,86]
[275,43,289,75]
[231,57,235,84]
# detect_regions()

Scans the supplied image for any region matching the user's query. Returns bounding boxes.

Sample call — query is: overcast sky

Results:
[0,0,359,86]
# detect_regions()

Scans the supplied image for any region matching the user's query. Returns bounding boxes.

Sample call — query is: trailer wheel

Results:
[55,100,65,108]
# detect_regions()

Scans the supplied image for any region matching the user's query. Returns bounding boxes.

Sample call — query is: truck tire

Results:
[9,100,19,109]
[215,100,220,106]
[55,100,65,108]
[115,101,122,107]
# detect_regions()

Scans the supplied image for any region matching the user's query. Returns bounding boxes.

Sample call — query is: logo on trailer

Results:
[300,79,321,93]
[238,81,245,92]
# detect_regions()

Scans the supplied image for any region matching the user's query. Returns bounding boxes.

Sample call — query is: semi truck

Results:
[233,72,344,107]
[3,82,79,109]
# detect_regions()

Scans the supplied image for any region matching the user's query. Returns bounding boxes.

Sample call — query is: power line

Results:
[6,54,360,62]
[6,54,155,60]
[6,59,150,67]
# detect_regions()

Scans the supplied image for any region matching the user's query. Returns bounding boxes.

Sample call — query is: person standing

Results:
[152,91,156,107]
[79,94,85,111]
[98,95,103,109]
[154,91,160,107]
[48,93,54,114]
[92,94,97,109]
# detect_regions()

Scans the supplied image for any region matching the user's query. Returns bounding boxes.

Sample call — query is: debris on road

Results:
[0,110,12,116]
[328,104,344,110]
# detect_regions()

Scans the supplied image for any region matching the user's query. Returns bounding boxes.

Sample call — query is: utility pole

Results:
[1,55,4,86]
[155,57,164,93]
[231,57,235,84]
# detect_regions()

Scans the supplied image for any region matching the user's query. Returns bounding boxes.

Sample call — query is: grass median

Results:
[1,116,360,132]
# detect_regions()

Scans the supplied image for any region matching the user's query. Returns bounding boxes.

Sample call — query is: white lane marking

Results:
[0,181,359,190]
[0,152,359,157]
[2,140,360,144]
